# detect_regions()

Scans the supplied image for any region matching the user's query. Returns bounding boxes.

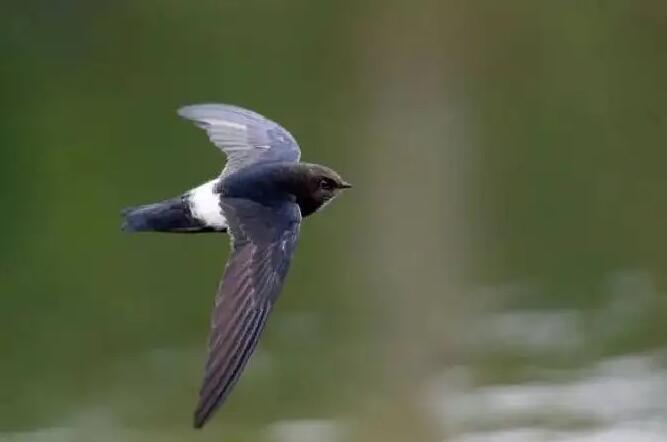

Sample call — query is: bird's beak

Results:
[339,181,352,189]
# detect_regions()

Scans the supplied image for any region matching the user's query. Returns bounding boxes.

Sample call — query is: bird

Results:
[121,104,351,428]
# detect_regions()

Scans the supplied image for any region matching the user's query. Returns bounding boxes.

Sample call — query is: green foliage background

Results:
[2,1,667,440]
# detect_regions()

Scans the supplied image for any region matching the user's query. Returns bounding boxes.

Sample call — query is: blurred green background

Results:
[2,1,667,441]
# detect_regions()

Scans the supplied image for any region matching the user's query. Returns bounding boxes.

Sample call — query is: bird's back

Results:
[220,161,303,206]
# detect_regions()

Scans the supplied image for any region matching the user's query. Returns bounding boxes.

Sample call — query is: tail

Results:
[121,196,223,233]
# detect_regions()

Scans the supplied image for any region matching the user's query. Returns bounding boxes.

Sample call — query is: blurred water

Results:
[425,271,667,441]
[2,1,667,441]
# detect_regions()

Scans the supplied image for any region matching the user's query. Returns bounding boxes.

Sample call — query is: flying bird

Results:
[122,104,351,428]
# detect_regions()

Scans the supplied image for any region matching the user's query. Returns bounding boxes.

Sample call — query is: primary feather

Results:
[178,104,301,177]
[193,198,301,428]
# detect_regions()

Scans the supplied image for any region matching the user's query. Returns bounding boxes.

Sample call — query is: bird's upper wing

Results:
[178,104,301,176]
[194,197,301,428]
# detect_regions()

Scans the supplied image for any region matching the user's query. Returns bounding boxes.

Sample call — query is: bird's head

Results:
[293,163,351,217]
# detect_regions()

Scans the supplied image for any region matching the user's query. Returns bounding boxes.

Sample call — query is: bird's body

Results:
[122,104,350,428]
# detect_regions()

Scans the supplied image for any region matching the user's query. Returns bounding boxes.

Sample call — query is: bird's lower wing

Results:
[194,198,301,428]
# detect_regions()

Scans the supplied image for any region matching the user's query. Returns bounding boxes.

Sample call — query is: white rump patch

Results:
[188,180,227,229]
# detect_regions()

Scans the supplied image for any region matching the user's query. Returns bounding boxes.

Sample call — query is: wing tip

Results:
[177,104,205,121]
[193,400,217,429]
[177,103,273,124]
[177,103,238,120]
[193,413,206,429]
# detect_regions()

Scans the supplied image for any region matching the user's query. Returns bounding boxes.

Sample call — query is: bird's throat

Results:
[296,195,322,217]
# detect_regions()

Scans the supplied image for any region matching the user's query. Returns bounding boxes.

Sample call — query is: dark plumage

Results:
[121,104,350,428]
[122,196,221,233]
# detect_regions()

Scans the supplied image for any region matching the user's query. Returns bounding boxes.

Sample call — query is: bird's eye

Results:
[319,178,335,191]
